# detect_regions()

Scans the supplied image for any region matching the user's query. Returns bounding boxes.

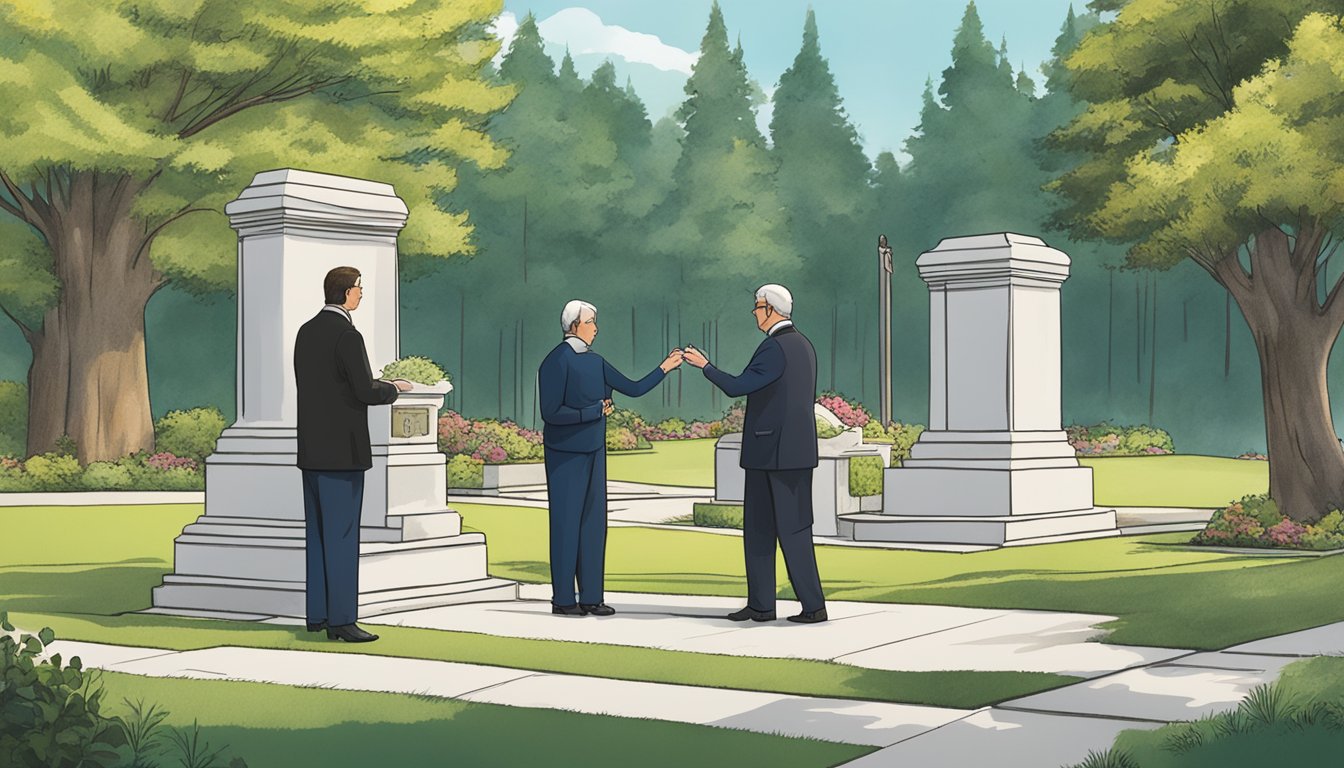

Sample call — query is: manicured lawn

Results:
[608,439,1270,509]
[1,504,1076,709]
[94,671,872,768]
[1082,455,1267,508]
[607,438,716,486]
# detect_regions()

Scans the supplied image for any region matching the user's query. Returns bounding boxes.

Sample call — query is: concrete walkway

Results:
[369,586,1188,678]
[26,606,1341,764]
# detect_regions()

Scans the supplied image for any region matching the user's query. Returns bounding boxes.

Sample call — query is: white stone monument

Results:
[151,169,516,619]
[843,233,1119,547]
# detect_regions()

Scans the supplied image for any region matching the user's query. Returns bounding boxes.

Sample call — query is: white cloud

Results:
[488,11,519,67]
[538,7,698,74]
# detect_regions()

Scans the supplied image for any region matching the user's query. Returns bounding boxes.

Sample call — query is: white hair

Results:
[755,284,793,318]
[561,299,597,333]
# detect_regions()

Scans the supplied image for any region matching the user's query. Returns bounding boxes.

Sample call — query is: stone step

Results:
[152,575,518,620]
[839,508,1119,546]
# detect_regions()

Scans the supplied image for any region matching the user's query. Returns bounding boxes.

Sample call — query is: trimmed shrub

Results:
[380,355,450,385]
[437,411,543,464]
[447,454,484,489]
[606,426,641,451]
[79,461,134,491]
[154,407,226,463]
[849,456,884,497]
[23,452,82,490]
[693,503,743,529]
[862,421,925,465]
[815,418,845,439]
[1067,422,1174,456]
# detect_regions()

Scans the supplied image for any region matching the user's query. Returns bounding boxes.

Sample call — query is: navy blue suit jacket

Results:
[703,325,818,471]
[538,341,665,453]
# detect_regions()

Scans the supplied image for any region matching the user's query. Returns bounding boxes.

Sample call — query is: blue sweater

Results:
[538,342,665,453]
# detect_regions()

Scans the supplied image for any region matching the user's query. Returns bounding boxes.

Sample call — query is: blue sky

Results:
[496,0,1081,160]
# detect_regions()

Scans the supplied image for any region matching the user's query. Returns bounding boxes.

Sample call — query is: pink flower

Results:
[147,452,198,471]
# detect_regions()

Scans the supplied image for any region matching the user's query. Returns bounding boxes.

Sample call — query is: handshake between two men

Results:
[597,344,709,416]
[538,284,828,625]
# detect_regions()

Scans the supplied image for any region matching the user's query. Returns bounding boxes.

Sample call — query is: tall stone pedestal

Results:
[151,169,516,620]
[843,233,1119,548]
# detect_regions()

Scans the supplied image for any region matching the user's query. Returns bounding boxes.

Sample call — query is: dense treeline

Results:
[0,0,1336,462]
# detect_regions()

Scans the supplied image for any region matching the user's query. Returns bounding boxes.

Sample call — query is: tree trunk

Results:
[1106,269,1114,400]
[1147,276,1157,425]
[1229,228,1344,521]
[26,172,161,463]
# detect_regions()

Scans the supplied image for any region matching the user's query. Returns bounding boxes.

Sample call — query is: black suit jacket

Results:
[703,325,819,471]
[294,309,399,471]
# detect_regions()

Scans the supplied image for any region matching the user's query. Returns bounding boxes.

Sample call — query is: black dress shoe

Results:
[580,603,616,616]
[306,621,327,633]
[727,606,776,622]
[327,624,379,642]
[787,608,828,624]
[552,604,585,616]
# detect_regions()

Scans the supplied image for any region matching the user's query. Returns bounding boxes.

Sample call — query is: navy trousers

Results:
[301,469,365,627]
[544,446,607,606]
[743,468,826,613]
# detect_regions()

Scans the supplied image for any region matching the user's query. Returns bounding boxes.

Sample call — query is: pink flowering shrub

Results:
[1067,423,1174,456]
[815,393,871,428]
[1192,495,1344,550]
[436,411,543,463]
[146,452,198,472]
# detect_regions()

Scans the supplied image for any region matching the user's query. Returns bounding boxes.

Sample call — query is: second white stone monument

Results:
[844,233,1119,547]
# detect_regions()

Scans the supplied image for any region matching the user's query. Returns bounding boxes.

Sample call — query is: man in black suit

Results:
[683,284,827,624]
[293,266,412,643]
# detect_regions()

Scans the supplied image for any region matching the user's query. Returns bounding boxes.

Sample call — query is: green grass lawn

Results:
[1,504,1076,710]
[607,437,717,486]
[93,671,872,768]
[607,439,1269,508]
[1082,454,1268,508]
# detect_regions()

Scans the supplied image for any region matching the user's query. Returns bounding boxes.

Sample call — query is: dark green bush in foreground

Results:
[0,612,247,768]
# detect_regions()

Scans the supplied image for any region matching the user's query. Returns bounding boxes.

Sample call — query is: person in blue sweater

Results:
[538,300,683,616]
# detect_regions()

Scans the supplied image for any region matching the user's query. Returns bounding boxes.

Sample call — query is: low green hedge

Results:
[447,454,484,489]
[849,456,884,497]
[692,502,743,528]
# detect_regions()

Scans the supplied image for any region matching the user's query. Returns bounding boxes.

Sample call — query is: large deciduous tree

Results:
[1050,1,1344,520]
[0,0,511,462]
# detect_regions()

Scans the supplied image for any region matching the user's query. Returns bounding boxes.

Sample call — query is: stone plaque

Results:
[392,406,430,438]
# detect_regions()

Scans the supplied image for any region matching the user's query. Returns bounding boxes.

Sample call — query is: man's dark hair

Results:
[324,266,361,305]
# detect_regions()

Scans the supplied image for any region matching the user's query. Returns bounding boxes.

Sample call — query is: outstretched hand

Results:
[682,345,709,369]
[602,398,615,416]
[660,348,684,373]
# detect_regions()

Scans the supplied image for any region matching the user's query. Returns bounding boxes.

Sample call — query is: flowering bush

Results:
[437,410,543,463]
[1191,495,1344,550]
[1067,422,1174,456]
[816,393,871,428]
[146,452,198,472]
[606,426,641,451]
[720,401,745,432]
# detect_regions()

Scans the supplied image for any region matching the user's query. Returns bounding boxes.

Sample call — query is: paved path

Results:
[369,586,1188,678]
[26,608,1343,764]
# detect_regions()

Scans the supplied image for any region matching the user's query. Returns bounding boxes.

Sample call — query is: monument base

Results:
[150,519,518,619]
[838,507,1119,548]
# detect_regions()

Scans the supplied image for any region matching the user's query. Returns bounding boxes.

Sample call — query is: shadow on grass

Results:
[142,705,872,768]
[0,564,166,614]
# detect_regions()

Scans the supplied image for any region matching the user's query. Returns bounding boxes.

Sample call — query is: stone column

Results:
[151,169,516,619]
[849,233,1118,548]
